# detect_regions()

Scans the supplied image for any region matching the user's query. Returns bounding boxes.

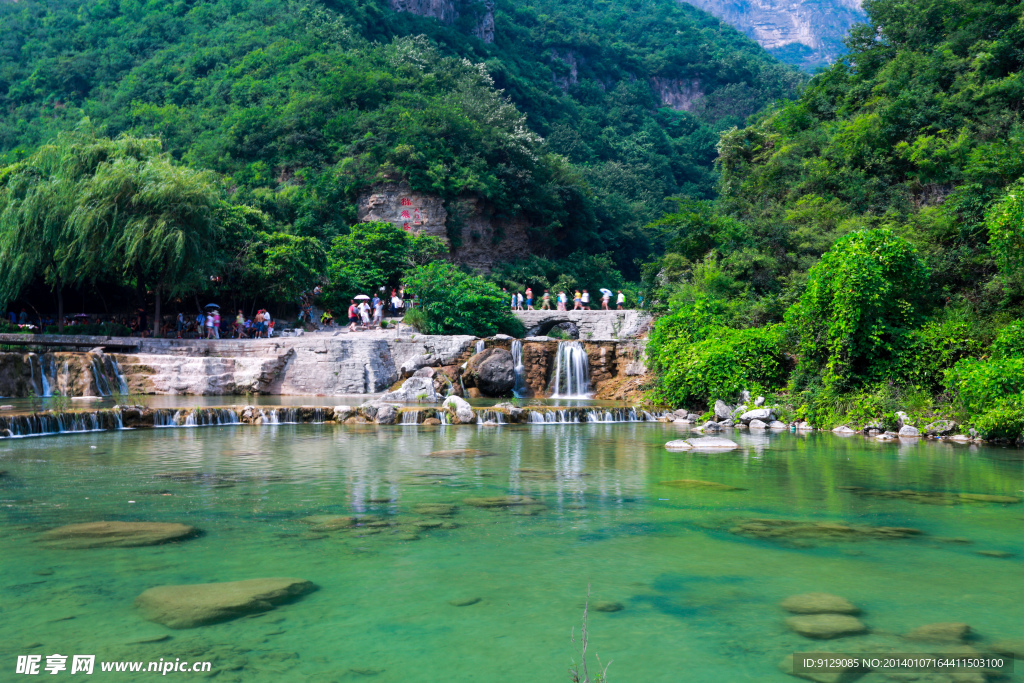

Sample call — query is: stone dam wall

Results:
[0,333,648,399]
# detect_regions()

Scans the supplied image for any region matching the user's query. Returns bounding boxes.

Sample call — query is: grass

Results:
[569,585,611,683]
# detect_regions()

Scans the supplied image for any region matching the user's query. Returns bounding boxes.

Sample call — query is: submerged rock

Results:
[777,654,866,682]
[780,593,860,615]
[659,479,746,491]
[299,515,355,531]
[786,614,868,639]
[428,449,497,459]
[449,597,482,607]
[988,639,1024,659]
[904,622,972,643]
[464,495,539,508]
[976,549,1014,558]
[135,578,316,629]
[412,503,457,516]
[665,437,739,451]
[730,518,922,543]
[842,487,1021,506]
[38,522,199,549]
[592,601,624,612]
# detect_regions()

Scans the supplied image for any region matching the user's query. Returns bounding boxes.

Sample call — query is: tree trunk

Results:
[57,287,64,334]
[153,284,161,338]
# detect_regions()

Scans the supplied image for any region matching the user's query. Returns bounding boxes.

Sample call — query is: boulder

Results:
[379,376,439,403]
[924,420,957,436]
[665,437,740,452]
[551,322,580,339]
[400,354,432,378]
[898,425,920,437]
[749,419,768,430]
[366,403,398,425]
[413,366,436,379]
[904,622,972,643]
[135,578,317,629]
[713,400,733,421]
[754,396,765,407]
[333,405,356,422]
[719,418,735,427]
[832,425,856,434]
[697,420,722,433]
[592,601,623,613]
[780,593,860,615]
[464,348,515,396]
[38,522,199,549]
[299,515,354,531]
[769,420,788,430]
[739,408,773,423]
[442,396,476,424]
[895,411,910,429]
[786,614,868,639]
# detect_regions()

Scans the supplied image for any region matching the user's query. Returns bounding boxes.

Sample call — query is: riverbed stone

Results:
[730,518,922,543]
[38,522,199,549]
[429,449,496,459]
[740,408,773,423]
[412,503,457,516]
[659,479,746,491]
[769,420,788,430]
[379,377,438,403]
[135,578,317,629]
[592,601,623,612]
[665,437,739,451]
[449,597,481,607]
[988,639,1024,659]
[749,419,768,430]
[843,487,1021,506]
[781,593,860,615]
[976,549,1014,558]
[832,425,856,434]
[786,614,868,639]
[777,654,866,683]
[904,622,972,643]
[714,400,733,421]
[898,425,921,437]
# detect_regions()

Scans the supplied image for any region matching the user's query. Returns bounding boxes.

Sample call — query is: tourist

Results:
[213,309,221,339]
[525,287,534,310]
[517,292,524,311]
[558,291,567,311]
[175,312,185,338]
[348,300,359,332]
[616,290,625,309]
[391,291,403,317]
[235,310,245,338]
[581,290,591,309]
[265,310,273,337]
[573,290,582,310]
[358,299,371,328]
[321,309,334,328]
[541,290,551,310]
[8,311,16,324]
[254,309,265,338]
[510,291,516,310]
[372,298,383,327]
[19,309,28,325]
[600,291,610,310]
[371,293,381,315]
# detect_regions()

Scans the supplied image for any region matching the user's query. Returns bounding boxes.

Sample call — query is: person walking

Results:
[265,310,273,337]
[573,290,582,310]
[372,298,383,327]
[541,290,551,310]
[176,312,185,339]
[516,292,524,311]
[616,290,625,310]
[358,299,371,328]
[581,289,591,310]
[348,300,359,332]
[558,291,567,311]
[525,287,534,310]
[510,290,516,311]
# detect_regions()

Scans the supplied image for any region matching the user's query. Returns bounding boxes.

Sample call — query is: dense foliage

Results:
[0,0,800,278]
[643,0,1024,439]
[403,262,524,337]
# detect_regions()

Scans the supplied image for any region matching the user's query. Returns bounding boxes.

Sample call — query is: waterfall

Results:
[61,361,70,396]
[511,340,528,398]
[0,408,123,438]
[401,410,420,425]
[111,358,129,395]
[39,356,52,397]
[91,357,112,397]
[549,341,591,398]
[475,339,485,354]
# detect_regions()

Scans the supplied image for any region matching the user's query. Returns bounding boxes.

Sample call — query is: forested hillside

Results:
[645,0,1024,438]
[0,0,800,277]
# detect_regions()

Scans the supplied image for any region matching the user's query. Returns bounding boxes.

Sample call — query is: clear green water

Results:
[1,425,1021,682]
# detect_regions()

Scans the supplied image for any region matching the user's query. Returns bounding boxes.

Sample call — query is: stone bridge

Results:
[514,310,651,341]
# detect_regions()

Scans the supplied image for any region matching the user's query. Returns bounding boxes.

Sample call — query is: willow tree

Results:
[71,152,223,336]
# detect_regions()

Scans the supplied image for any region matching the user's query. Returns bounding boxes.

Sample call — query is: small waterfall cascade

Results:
[0,408,124,438]
[510,340,528,398]
[157,407,241,428]
[27,353,53,397]
[90,356,112,397]
[401,410,420,425]
[476,410,507,425]
[475,339,485,354]
[111,358,129,395]
[549,342,591,398]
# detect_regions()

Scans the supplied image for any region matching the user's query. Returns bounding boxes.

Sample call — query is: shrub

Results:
[944,357,1024,413]
[0,319,20,333]
[401,308,428,333]
[403,262,524,337]
[647,323,789,408]
[991,320,1024,359]
[971,396,1024,440]
[787,228,929,391]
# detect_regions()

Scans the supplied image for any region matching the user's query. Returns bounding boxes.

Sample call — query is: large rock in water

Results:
[442,395,476,424]
[379,376,439,403]
[665,437,739,452]
[713,400,733,421]
[464,347,515,396]
[38,522,199,549]
[135,578,317,629]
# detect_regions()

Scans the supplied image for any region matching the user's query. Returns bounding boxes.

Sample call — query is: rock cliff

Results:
[389,0,495,43]
[680,0,865,69]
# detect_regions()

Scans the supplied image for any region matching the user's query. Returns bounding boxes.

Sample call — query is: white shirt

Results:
[616,292,625,304]
[581,292,590,303]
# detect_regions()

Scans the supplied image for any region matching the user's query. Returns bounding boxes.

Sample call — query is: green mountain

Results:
[0,0,801,275]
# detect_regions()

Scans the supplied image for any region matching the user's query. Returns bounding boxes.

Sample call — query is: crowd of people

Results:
[502,287,628,311]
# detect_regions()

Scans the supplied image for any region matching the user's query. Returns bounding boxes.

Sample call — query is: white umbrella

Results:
[354,294,371,300]
[599,288,613,297]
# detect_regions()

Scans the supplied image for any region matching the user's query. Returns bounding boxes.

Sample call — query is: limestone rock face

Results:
[38,521,199,549]
[680,0,866,69]
[135,578,317,629]
[464,348,515,396]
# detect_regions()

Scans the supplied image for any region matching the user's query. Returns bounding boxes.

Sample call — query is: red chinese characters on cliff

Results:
[400,198,412,206]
